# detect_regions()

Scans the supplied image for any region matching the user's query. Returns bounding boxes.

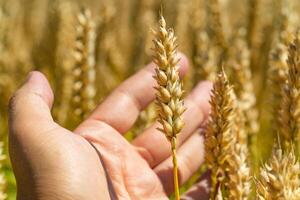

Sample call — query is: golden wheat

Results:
[256,146,300,200]
[2,0,300,199]
[72,8,97,120]
[153,14,185,200]
[205,69,250,199]
[278,33,300,150]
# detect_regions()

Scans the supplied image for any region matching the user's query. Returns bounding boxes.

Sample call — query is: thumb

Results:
[8,71,57,140]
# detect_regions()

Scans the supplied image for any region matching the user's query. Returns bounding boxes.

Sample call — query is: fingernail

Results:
[26,72,34,81]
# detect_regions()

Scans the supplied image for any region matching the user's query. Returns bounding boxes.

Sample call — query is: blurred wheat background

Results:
[1,0,300,199]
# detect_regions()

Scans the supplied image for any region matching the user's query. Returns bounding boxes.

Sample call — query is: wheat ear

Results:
[207,0,226,50]
[194,31,219,82]
[72,9,96,120]
[269,42,289,135]
[278,33,300,150]
[256,146,300,200]
[55,1,76,125]
[269,8,293,140]
[229,28,258,138]
[205,69,236,198]
[152,14,185,200]
[205,69,251,199]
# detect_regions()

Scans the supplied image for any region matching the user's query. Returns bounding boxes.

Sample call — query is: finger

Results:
[8,71,58,138]
[8,71,59,182]
[181,171,211,200]
[154,130,205,195]
[78,53,189,134]
[133,81,212,167]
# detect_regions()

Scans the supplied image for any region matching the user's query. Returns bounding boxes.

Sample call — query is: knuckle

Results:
[8,89,28,118]
[8,91,20,115]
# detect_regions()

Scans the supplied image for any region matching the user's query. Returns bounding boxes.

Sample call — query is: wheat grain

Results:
[152,14,185,200]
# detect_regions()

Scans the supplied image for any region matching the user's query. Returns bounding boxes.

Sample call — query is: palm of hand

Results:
[30,122,167,200]
[75,119,168,200]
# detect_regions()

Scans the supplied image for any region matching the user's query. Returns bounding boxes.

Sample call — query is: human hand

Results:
[8,54,212,200]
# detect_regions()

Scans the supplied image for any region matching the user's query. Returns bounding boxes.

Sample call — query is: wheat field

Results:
[1,0,300,199]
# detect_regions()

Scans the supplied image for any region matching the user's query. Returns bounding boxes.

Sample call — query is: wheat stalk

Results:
[72,8,96,120]
[152,14,185,200]
[0,142,6,200]
[256,146,300,200]
[246,0,259,48]
[278,32,300,150]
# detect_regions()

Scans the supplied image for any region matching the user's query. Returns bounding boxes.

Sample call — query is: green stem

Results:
[171,137,180,200]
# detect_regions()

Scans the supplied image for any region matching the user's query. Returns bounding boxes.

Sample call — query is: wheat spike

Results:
[269,43,289,132]
[256,146,300,200]
[228,28,259,138]
[278,33,300,150]
[269,7,294,137]
[55,1,77,125]
[175,0,192,54]
[72,8,96,120]
[227,142,251,200]
[193,31,219,82]
[205,69,236,198]
[207,0,226,51]
[153,14,185,200]
[205,69,251,199]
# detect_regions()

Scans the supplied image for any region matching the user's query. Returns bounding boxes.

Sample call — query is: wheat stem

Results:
[171,138,180,200]
[0,142,6,200]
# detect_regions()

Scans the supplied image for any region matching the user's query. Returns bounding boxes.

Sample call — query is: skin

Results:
[8,54,212,200]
